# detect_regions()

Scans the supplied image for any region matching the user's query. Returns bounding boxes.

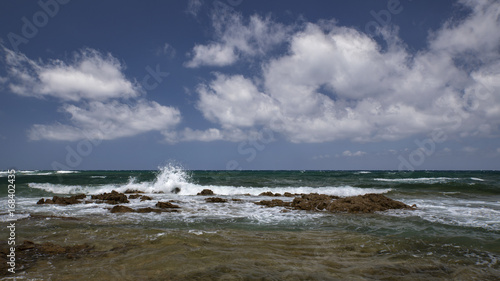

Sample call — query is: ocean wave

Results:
[374,177,461,184]
[27,164,390,197]
[388,199,500,231]
[56,170,79,174]
[470,177,484,182]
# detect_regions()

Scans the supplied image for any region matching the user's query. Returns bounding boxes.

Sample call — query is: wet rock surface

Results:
[37,194,86,205]
[156,201,181,209]
[198,189,215,196]
[205,197,228,203]
[255,193,414,213]
[110,205,180,213]
[91,190,130,204]
[0,240,93,276]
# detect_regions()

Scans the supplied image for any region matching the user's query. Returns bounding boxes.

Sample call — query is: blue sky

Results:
[1,0,499,170]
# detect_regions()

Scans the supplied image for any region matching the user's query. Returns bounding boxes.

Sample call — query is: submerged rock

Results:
[205,197,228,203]
[110,205,135,213]
[197,189,215,196]
[171,187,181,194]
[255,199,290,207]
[110,205,180,213]
[128,194,142,199]
[156,201,181,208]
[37,194,86,205]
[91,190,129,204]
[140,195,153,201]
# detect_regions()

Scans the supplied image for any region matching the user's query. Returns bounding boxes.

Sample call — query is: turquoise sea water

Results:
[1,167,499,279]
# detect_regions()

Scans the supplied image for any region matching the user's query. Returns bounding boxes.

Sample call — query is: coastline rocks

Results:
[255,193,414,213]
[325,193,414,213]
[110,205,180,213]
[140,195,153,201]
[156,201,181,208]
[171,187,181,194]
[37,194,86,205]
[197,189,215,196]
[128,194,142,199]
[205,197,228,203]
[292,193,340,211]
[91,190,129,204]
[110,205,135,213]
[255,199,290,207]
[124,189,144,194]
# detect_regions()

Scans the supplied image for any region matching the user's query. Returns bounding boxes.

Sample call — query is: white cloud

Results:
[342,150,366,157]
[196,74,279,128]
[164,127,248,143]
[2,48,141,101]
[190,0,500,143]
[185,13,289,67]
[28,100,181,141]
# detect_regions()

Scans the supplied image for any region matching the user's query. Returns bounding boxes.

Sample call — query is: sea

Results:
[1,166,499,280]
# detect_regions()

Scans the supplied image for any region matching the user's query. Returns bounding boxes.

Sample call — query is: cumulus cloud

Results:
[29,100,181,141]
[185,13,289,67]
[190,0,500,143]
[2,48,141,101]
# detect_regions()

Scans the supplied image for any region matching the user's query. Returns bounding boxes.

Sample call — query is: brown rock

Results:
[128,194,141,199]
[205,197,228,203]
[197,189,215,196]
[140,195,152,201]
[156,201,181,208]
[110,205,135,213]
[259,191,275,196]
[171,187,181,194]
[37,194,87,205]
[283,192,294,197]
[291,193,336,211]
[255,199,290,207]
[326,193,414,213]
[91,190,129,204]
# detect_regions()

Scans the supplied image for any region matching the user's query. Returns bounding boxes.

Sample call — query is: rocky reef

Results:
[255,193,414,213]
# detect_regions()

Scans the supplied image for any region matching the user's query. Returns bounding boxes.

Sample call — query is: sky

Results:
[0,0,499,171]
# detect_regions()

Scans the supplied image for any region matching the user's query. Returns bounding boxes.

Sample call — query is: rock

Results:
[140,195,152,201]
[136,207,162,213]
[197,189,215,196]
[110,205,135,213]
[18,240,35,251]
[156,201,181,209]
[37,194,87,205]
[128,194,141,199]
[124,189,144,194]
[253,193,414,214]
[255,199,290,207]
[91,190,129,204]
[283,192,294,197]
[205,197,228,203]
[231,198,243,202]
[325,193,414,213]
[171,187,181,194]
[291,193,336,211]
[259,191,275,196]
